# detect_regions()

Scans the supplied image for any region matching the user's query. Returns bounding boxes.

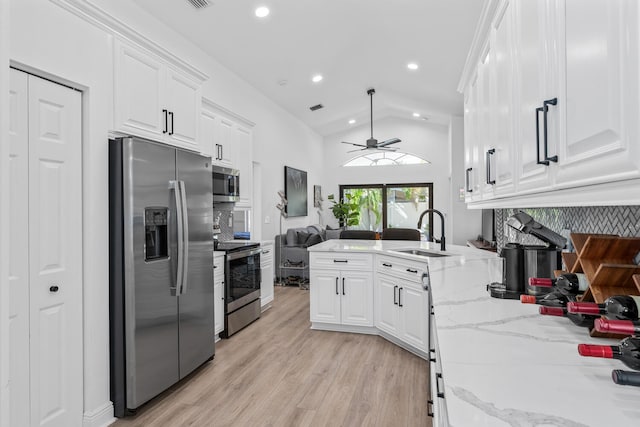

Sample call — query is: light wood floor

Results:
[113,286,431,427]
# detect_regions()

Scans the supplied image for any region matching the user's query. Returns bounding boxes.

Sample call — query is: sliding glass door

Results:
[340,183,433,239]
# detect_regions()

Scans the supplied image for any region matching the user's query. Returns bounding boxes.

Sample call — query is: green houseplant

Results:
[327,194,360,228]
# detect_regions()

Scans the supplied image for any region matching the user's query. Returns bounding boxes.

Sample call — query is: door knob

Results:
[49,285,59,292]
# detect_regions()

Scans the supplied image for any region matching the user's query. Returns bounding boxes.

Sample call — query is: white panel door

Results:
[555,0,640,187]
[340,271,373,327]
[166,68,200,148]
[8,68,30,427]
[217,118,235,167]
[399,286,428,352]
[9,70,83,427]
[309,270,341,324]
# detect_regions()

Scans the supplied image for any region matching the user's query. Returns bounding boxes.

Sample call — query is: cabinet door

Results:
[200,107,216,158]
[340,271,373,326]
[260,243,274,307]
[476,45,495,199]
[489,0,515,196]
[310,270,341,324]
[375,273,400,336]
[235,125,253,207]
[399,285,428,352]
[464,75,483,202]
[113,39,165,138]
[217,117,235,167]
[214,276,224,336]
[555,0,640,187]
[166,67,200,149]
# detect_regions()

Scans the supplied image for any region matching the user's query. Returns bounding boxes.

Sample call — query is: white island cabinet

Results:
[213,252,225,339]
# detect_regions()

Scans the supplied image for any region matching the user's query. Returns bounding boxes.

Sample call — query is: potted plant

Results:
[327,194,360,228]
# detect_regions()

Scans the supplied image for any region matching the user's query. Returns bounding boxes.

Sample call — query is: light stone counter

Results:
[309,239,640,426]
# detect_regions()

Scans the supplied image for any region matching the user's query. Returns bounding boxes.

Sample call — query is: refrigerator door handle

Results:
[170,180,184,296]
[178,180,189,295]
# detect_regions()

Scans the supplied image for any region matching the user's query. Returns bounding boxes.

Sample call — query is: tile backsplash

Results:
[213,204,234,242]
[495,206,640,250]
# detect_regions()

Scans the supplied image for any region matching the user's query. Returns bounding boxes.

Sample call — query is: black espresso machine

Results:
[488,211,567,299]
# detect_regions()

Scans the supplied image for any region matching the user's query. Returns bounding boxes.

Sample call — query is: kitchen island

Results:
[308,239,640,426]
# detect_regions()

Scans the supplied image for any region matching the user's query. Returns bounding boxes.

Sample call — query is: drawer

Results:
[310,252,373,270]
[377,254,427,283]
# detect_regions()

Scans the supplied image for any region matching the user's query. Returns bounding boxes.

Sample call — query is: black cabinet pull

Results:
[465,167,473,192]
[342,278,345,295]
[333,259,348,263]
[382,262,392,267]
[406,268,418,274]
[485,148,495,185]
[535,105,548,165]
[168,111,174,135]
[219,144,223,160]
[162,109,168,134]
[49,285,59,293]
[543,98,558,163]
[429,348,436,363]
[393,285,398,305]
[436,372,445,398]
[427,400,434,417]
[398,287,403,307]
[335,277,339,295]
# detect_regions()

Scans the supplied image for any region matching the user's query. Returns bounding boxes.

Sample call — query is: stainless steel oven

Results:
[217,242,261,337]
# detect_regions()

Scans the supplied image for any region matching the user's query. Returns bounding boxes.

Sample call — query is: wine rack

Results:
[561,233,640,338]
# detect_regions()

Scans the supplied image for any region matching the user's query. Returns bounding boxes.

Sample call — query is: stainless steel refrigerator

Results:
[109,136,214,417]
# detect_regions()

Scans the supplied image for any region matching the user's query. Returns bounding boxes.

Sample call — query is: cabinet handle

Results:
[333,259,348,263]
[49,285,59,293]
[427,400,434,417]
[219,144,223,160]
[398,287,403,307]
[162,109,168,134]
[406,268,418,274]
[485,148,495,185]
[394,285,398,305]
[382,262,393,268]
[262,250,270,254]
[335,277,339,295]
[342,278,345,295]
[168,111,174,135]
[543,98,558,163]
[436,372,445,398]
[429,348,436,363]
[465,167,473,192]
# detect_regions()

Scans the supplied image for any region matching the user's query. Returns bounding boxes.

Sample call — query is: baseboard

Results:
[83,401,115,427]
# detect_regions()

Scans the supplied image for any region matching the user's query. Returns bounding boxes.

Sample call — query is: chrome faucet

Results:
[417,209,446,251]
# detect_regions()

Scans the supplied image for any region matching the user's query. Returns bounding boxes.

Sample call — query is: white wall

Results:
[321,116,453,240]
[8,0,323,424]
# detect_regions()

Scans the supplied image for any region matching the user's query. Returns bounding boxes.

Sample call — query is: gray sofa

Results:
[274,224,341,284]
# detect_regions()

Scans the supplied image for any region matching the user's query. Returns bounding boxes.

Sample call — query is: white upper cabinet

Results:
[461,0,640,207]
[114,38,203,151]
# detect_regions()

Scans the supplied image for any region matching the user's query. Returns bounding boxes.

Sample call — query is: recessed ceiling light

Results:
[407,63,419,70]
[255,6,270,18]
[348,119,356,125]
[413,112,421,118]
[312,74,323,83]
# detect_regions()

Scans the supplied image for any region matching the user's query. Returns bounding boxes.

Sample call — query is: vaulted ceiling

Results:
[133,0,484,136]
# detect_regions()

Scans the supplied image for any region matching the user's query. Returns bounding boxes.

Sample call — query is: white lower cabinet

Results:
[214,252,225,337]
[429,310,449,427]
[309,253,373,327]
[260,240,274,309]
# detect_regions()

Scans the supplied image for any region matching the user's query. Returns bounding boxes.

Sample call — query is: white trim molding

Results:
[50,0,208,83]
[202,97,256,128]
[83,401,115,427]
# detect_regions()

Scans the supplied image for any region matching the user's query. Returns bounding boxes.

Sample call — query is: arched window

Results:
[343,151,430,167]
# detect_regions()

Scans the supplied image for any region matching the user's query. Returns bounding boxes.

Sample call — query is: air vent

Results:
[309,104,324,111]
[186,0,210,9]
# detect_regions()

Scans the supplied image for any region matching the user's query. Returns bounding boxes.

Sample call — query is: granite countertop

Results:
[309,239,640,425]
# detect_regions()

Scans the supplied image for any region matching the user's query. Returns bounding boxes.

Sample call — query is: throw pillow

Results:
[286,228,298,246]
[304,233,324,247]
[297,231,310,246]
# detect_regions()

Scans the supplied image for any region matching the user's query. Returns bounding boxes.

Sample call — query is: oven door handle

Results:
[226,247,262,261]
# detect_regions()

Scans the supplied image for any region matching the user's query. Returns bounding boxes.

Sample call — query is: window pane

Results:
[386,186,431,239]
[343,187,383,232]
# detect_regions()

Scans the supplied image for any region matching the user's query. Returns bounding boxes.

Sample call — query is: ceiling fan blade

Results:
[377,138,401,147]
[375,147,398,152]
[341,141,366,147]
[347,147,368,153]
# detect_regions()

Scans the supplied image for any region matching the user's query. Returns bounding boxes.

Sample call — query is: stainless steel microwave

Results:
[212,165,240,202]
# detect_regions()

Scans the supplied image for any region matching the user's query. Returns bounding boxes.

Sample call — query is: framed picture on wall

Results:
[314,185,322,208]
[284,166,308,217]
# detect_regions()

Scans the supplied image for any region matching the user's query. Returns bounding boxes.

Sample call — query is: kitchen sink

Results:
[391,249,451,257]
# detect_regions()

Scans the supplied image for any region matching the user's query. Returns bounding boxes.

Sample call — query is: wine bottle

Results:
[529,273,589,296]
[567,295,640,321]
[577,336,640,371]
[594,318,640,335]
[612,369,640,387]
[520,290,574,307]
[539,306,596,328]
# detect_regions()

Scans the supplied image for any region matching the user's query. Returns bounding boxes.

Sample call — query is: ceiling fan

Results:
[341,88,401,152]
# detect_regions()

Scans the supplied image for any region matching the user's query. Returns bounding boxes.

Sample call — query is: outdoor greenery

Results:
[327,193,360,227]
